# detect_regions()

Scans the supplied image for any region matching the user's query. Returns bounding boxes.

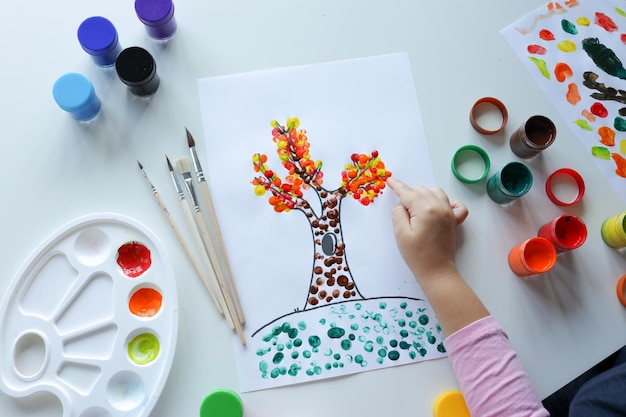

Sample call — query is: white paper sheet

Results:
[197,53,445,392]
[502,0,626,203]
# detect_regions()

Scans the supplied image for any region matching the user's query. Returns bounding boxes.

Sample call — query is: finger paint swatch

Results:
[502,0,626,202]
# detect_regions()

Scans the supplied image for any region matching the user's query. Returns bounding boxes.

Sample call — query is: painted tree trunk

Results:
[302,187,364,309]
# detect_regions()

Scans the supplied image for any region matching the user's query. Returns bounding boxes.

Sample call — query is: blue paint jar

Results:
[486,162,533,204]
[135,0,177,40]
[77,16,123,67]
[52,73,101,121]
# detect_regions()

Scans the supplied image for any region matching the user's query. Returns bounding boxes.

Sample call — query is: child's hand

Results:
[387,178,468,281]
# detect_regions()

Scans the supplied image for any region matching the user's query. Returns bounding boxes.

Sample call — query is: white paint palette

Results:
[0,213,179,417]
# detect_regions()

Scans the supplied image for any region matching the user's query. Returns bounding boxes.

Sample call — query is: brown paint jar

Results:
[509,115,556,159]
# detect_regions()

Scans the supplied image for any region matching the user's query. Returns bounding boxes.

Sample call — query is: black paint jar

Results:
[115,46,160,97]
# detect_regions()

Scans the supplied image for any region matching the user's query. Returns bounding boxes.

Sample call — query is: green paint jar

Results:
[601,210,626,249]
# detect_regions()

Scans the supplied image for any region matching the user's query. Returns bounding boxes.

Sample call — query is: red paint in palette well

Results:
[117,242,152,278]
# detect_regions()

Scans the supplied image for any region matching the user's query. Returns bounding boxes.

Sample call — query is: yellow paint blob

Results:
[576,17,590,26]
[621,139,626,155]
[558,40,577,52]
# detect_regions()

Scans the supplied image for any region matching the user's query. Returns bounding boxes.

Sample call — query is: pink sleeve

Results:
[445,316,549,417]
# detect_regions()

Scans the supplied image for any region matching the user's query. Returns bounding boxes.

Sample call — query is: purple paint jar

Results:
[77,16,122,67]
[135,0,177,40]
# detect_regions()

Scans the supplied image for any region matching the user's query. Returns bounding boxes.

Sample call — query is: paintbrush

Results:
[185,128,246,325]
[164,156,228,319]
[137,160,223,316]
[176,156,246,345]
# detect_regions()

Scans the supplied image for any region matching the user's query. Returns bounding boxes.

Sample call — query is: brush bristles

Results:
[166,155,174,172]
[186,128,195,148]
[176,157,192,175]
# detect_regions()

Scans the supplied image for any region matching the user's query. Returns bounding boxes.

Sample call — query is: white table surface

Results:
[1,1,625,416]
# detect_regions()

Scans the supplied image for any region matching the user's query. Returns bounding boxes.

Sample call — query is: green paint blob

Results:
[303,350,312,358]
[591,146,611,161]
[128,333,159,365]
[379,302,387,309]
[291,351,299,359]
[400,341,411,350]
[529,56,551,79]
[297,321,307,330]
[259,361,268,372]
[397,319,406,327]
[348,334,355,341]
[400,302,407,309]
[281,322,291,332]
[355,354,364,364]
[418,314,429,325]
[272,326,281,336]
[377,349,387,358]
[376,336,384,345]
[561,19,578,34]
[256,347,271,356]
[614,117,626,132]
[409,351,417,359]
[319,318,326,325]
[272,352,284,364]
[388,350,400,361]
[271,368,280,378]
[389,339,398,348]
[341,339,352,350]
[293,338,303,347]
[573,119,593,131]
[325,363,332,370]
[364,341,374,352]
[409,321,417,329]
[350,323,359,331]
[327,327,345,338]
[287,328,298,339]
[405,311,413,317]
[437,343,447,353]
[288,363,300,376]
[400,329,409,338]
[308,335,321,348]
[276,343,284,351]
[355,303,362,310]
[333,353,341,360]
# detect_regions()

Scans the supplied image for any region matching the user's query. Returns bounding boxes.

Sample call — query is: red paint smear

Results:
[539,29,555,40]
[117,242,152,278]
[621,34,626,45]
[612,153,626,178]
[595,12,618,32]
[598,126,615,146]
[591,102,608,118]
[528,44,547,54]
[554,62,573,82]
[566,83,581,104]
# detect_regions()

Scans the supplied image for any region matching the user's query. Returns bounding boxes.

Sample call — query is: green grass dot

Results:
[291,351,299,359]
[400,302,407,309]
[327,327,345,338]
[272,352,284,364]
[298,321,307,330]
[294,338,303,347]
[379,302,387,309]
[400,329,409,338]
[308,335,321,348]
[350,323,359,331]
[303,350,312,358]
[388,350,400,361]
[389,339,398,348]
[377,349,387,358]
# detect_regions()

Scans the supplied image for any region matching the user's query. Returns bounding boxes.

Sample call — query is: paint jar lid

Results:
[135,0,175,26]
[432,390,470,417]
[199,389,243,417]
[115,47,157,87]
[77,16,119,56]
[469,97,508,135]
[451,145,491,183]
[52,73,100,118]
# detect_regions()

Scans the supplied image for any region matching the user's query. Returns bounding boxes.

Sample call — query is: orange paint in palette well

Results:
[117,241,152,278]
[129,288,163,317]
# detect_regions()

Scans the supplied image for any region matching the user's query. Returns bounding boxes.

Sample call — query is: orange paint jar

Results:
[508,237,557,276]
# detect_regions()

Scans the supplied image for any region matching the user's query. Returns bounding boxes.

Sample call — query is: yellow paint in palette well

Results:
[128,333,160,365]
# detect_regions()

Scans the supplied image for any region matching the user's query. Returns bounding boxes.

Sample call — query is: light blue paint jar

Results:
[77,16,123,67]
[52,73,101,121]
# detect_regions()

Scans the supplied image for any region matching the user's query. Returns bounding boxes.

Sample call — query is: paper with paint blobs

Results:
[197,53,445,392]
[502,0,626,203]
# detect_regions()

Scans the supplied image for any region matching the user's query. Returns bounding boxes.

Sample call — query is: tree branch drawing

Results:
[251,117,391,310]
[583,71,626,115]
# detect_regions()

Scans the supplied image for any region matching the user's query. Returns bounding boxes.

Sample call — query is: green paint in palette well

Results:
[255,300,444,380]
[128,333,160,365]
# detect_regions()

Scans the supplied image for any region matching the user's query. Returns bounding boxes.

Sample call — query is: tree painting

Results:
[251,117,391,310]
[247,117,445,385]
